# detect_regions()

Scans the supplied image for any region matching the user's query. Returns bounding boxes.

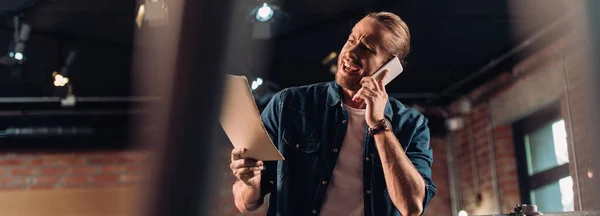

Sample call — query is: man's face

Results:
[336,18,393,91]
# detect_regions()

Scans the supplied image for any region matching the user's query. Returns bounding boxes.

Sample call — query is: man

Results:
[230,11,435,216]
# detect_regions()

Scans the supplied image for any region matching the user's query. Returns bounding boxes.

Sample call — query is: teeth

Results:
[343,60,357,71]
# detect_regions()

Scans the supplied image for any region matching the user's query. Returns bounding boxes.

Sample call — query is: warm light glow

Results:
[53,74,69,87]
[321,52,337,65]
[589,170,594,178]
[136,4,145,28]
[458,210,468,216]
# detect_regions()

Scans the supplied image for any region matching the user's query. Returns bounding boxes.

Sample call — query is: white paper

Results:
[219,75,284,161]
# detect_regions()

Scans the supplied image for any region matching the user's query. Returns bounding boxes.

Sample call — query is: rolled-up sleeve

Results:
[405,115,436,213]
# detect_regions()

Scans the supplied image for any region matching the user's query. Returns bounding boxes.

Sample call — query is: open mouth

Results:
[342,59,361,74]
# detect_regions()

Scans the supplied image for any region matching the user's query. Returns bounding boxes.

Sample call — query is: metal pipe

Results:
[0,126,96,137]
[388,92,439,99]
[0,109,148,116]
[487,103,503,213]
[466,113,482,203]
[447,133,461,216]
[427,15,569,105]
[0,96,160,103]
[560,43,583,210]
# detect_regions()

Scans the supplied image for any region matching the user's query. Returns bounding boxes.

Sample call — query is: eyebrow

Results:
[350,32,377,52]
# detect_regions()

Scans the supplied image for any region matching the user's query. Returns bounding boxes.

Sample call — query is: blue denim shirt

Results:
[259,81,436,216]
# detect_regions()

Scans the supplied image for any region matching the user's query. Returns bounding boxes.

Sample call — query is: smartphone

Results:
[371,56,404,86]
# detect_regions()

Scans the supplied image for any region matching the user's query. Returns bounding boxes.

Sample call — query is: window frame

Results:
[512,101,571,205]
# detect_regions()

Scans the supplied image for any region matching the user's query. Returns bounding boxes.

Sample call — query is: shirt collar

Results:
[327,81,394,120]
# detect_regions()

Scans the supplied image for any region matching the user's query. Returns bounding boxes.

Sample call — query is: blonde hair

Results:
[365,12,411,64]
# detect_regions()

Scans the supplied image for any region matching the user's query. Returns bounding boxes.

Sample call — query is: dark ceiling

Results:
[0,0,569,106]
[0,0,570,147]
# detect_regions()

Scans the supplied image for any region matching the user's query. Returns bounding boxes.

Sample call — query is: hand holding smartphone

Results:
[371,56,403,86]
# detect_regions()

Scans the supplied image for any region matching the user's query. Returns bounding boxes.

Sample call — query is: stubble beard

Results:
[335,69,362,92]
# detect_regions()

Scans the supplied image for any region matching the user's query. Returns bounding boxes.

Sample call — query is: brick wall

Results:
[433,31,596,215]
[423,138,451,215]
[0,151,147,190]
[444,104,520,215]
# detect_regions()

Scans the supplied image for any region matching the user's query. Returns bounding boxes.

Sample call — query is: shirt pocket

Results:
[281,129,321,191]
[282,129,321,153]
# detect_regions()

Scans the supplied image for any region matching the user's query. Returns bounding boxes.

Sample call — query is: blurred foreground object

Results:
[136,0,169,28]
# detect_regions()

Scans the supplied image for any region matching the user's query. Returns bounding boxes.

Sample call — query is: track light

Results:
[0,16,31,74]
[256,3,274,22]
[53,72,69,87]
[251,2,289,39]
[53,49,78,100]
[14,52,24,61]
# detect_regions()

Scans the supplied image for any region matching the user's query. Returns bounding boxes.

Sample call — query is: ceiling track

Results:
[426,14,571,106]
[0,96,160,103]
[0,0,52,20]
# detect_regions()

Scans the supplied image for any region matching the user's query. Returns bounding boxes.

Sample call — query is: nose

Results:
[344,44,359,61]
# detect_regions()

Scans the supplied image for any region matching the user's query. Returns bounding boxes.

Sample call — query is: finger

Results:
[235,166,264,177]
[352,88,365,102]
[353,88,376,102]
[361,87,377,97]
[378,70,389,90]
[230,159,261,169]
[360,77,379,91]
[231,148,247,161]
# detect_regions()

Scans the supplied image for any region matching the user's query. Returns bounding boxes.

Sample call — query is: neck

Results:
[341,88,366,109]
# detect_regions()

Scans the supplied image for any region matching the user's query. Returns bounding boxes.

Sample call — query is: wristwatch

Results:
[368,118,392,136]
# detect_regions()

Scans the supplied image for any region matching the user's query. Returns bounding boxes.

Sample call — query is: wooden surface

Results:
[0,186,143,216]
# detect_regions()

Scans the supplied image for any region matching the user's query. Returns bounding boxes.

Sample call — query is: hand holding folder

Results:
[219,75,284,161]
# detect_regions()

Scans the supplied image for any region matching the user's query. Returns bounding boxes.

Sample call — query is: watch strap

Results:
[368,119,391,135]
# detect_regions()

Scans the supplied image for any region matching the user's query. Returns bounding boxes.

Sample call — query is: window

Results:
[513,102,574,212]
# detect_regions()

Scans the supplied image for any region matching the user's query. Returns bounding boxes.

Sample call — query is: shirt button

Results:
[322,180,328,185]
[295,144,300,148]
[342,120,347,124]
[365,157,370,161]
[333,148,338,153]
[312,209,318,214]
[366,190,371,194]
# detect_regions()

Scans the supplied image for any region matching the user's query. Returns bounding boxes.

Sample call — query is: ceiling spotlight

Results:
[251,77,263,90]
[321,52,337,65]
[1,16,30,67]
[250,2,289,39]
[256,3,274,22]
[458,210,469,216]
[14,52,23,61]
[52,49,78,98]
[53,72,69,87]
